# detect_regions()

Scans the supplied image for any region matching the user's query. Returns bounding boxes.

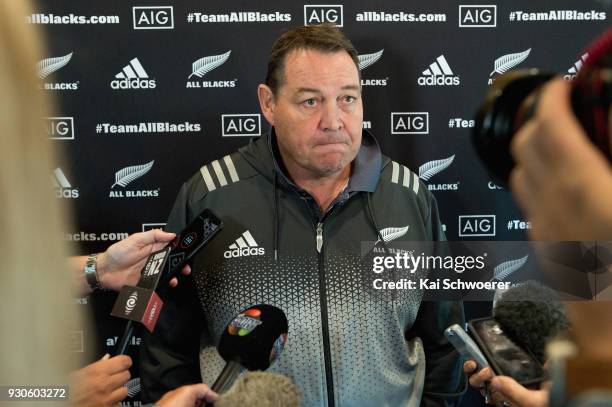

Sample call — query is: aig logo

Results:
[46,117,74,140]
[222,114,261,137]
[133,6,174,30]
[391,112,429,135]
[459,215,496,237]
[459,5,497,27]
[304,5,343,26]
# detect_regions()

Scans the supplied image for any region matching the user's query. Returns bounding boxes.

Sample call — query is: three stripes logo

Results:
[224,230,265,258]
[564,53,589,81]
[199,155,240,192]
[110,58,156,90]
[418,55,460,86]
[53,168,79,198]
[390,161,420,195]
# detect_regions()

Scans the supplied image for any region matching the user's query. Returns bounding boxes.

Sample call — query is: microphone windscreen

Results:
[214,371,301,407]
[493,280,569,363]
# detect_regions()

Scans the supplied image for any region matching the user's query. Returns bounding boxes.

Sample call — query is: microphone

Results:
[214,371,301,407]
[493,280,570,363]
[110,209,223,355]
[204,304,288,406]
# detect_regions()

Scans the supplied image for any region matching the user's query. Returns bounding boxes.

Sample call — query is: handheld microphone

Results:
[214,371,301,407]
[110,209,223,355]
[203,304,289,406]
[493,280,570,363]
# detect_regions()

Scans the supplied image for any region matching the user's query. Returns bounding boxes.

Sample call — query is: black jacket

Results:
[141,130,465,406]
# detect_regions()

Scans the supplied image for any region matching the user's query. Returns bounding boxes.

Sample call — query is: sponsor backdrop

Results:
[33,0,607,405]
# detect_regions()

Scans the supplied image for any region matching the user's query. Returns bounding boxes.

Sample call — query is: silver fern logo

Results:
[376,226,409,244]
[125,291,138,315]
[488,48,531,83]
[112,161,154,188]
[126,378,141,398]
[490,255,529,282]
[358,49,384,70]
[360,49,388,87]
[37,52,73,79]
[188,51,231,78]
[109,161,159,199]
[419,155,455,181]
[186,51,236,89]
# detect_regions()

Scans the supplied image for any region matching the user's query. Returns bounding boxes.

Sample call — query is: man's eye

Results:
[343,96,356,103]
[303,98,317,107]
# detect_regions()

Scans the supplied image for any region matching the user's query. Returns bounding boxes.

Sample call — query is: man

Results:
[141,24,465,406]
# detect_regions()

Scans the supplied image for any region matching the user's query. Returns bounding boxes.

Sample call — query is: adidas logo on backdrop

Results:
[52,168,79,198]
[418,55,460,86]
[564,53,589,81]
[224,230,265,258]
[110,58,156,90]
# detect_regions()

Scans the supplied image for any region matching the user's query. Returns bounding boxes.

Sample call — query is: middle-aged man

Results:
[141,24,465,406]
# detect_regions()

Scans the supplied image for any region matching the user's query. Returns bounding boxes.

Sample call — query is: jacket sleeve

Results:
[413,193,467,407]
[140,183,206,403]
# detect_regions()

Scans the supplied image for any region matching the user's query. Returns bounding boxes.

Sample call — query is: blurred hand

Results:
[464,360,549,406]
[70,354,132,407]
[510,77,612,240]
[97,229,191,291]
[464,360,494,400]
[489,376,549,407]
[155,383,218,407]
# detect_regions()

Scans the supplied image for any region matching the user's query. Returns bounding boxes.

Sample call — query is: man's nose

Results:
[320,101,342,131]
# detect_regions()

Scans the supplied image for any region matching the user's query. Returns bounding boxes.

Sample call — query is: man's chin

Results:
[312,158,350,176]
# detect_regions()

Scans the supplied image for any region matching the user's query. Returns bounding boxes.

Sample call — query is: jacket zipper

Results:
[316,220,335,407]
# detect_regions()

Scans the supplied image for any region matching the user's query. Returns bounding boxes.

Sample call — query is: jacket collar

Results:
[240,126,381,193]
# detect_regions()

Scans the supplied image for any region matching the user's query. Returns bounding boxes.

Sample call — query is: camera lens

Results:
[473,70,555,186]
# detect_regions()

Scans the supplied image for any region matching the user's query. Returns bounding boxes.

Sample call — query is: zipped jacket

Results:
[140,130,465,407]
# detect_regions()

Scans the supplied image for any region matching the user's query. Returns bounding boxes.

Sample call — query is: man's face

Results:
[260,49,363,178]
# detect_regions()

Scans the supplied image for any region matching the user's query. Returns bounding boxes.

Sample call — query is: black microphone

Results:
[110,209,223,355]
[493,280,570,363]
[214,371,301,407]
[203,304,289,406]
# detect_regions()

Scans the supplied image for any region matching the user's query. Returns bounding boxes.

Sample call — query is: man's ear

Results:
[257,84,275,126]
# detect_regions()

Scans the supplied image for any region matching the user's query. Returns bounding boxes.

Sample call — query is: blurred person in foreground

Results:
[465,78,612,406]
[0,1,215,406]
